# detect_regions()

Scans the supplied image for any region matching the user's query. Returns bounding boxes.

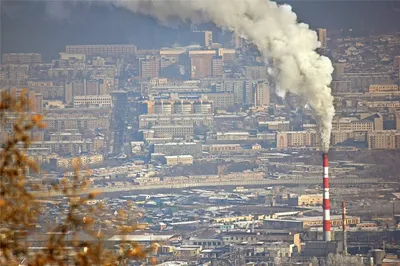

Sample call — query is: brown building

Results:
[140,56,161,80]
[367,130,400,149]
[189,50,216,79]
[276,131,319,149]
[317,28,327,49]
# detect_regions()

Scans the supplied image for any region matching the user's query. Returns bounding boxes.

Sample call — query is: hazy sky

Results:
[1,1,400,59]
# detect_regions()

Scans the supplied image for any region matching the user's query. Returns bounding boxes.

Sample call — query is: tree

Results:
[0,91,155,265]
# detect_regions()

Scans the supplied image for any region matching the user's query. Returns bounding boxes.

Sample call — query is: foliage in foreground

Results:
[0,91,156,265]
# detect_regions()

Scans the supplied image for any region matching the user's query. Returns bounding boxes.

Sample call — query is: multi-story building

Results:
[85,80,100,95]
[367,131,400,149]
[233,34,245,49]
[368,84,398,93]
[212,56,223,78]
[255,82,270,107]
[218,48,236,63]
[49,154,104,170]
[2,53,42,64]
[152,125,194,138]
[144,99,213,115]
[28,83,64,100]
[140,56,161,80]
[44,116,110,131]
[49,131,83,142]
[258,121,291,131]
[204,31,213,47]
[276,131,319,149]
[204,92,234,110]
[332,114,382,132]
[245,66,268,80]
[152,142,202,158]
[30,140,95,154]
[65,44,137,57]
[139,113,213,129]
[331,131,354,145]
[317,28,327,49]
[163,155,194,165]
[73,95,112,108]
[216,131,250,140]
[342,72,393,92]
[288,194,322,207]
[160,49,185,68]
[189,50,216,79]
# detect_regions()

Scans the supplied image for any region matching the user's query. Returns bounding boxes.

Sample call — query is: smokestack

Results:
[342,201,348,255]
[323,153,331,241]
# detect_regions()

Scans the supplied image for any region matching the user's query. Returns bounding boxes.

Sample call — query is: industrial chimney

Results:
[342,201,348,255]
[323,153,331,241]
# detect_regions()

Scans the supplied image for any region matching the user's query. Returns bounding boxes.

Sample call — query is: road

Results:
[33,178,383,198]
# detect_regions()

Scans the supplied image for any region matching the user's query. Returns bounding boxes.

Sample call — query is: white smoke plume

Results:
[36,0,336,151]
[110,0,335,152]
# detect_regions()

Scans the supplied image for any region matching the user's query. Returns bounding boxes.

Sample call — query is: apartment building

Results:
[152,142,202,158]
[276,131,319,149]
[65,44,137,57]
[204,92,234,110]
[2,53,42,64]
[367,131,400,149]
[139,114,213,129]
[369,84,399,93]
[152,125,194,138]
[73,95,112,108]
[44,116,110,131]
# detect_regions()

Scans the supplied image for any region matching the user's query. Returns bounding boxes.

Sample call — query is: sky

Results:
[1,0,400,59]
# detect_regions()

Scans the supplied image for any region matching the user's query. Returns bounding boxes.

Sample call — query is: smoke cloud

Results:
[113,0,335,151]
[36,0,336,151]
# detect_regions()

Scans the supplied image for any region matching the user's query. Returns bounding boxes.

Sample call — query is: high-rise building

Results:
[64,82,73,105]
[72,81,85,96]
[393,56,400,68]
[140,56,161,80]
[255,82,270,107]
[204,31,213,47]
[244,80,255,105]
[34,93,43,113]
[85,80,100,95]
[27,91,36,112]
[189,50,216,79]
[332,63,345,80]
[317,28,327,49]
[233,34,245,49]
[212,56,223,78]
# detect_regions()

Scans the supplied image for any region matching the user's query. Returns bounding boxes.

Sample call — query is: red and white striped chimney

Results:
[323,153,331,241]
[342,201,348,255]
